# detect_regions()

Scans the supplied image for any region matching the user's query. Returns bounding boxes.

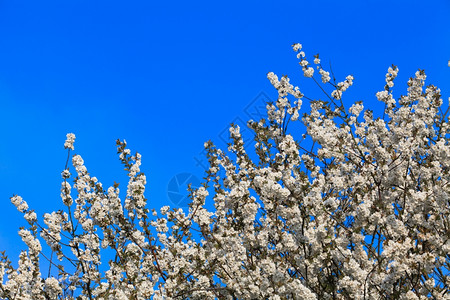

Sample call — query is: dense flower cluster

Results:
[64,133,76,151]
[1,44,449,299]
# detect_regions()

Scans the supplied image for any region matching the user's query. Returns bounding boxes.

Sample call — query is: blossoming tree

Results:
[1,44,449,299]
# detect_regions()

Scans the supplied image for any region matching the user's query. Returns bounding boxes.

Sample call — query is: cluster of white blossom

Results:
[1,44,449,299]
[10,195,28,213]
[292,43,315,78]
[64,133,76,150]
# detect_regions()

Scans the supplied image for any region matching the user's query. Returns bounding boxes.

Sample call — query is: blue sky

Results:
[0,0,449,264]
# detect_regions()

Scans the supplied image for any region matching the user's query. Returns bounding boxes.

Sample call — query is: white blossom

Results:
[64,133,76,150]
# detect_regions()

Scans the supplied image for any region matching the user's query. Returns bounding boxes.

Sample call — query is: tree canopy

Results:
[1,43,449,299]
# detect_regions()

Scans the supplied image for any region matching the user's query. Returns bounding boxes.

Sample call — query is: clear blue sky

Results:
[0,0,449,263]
